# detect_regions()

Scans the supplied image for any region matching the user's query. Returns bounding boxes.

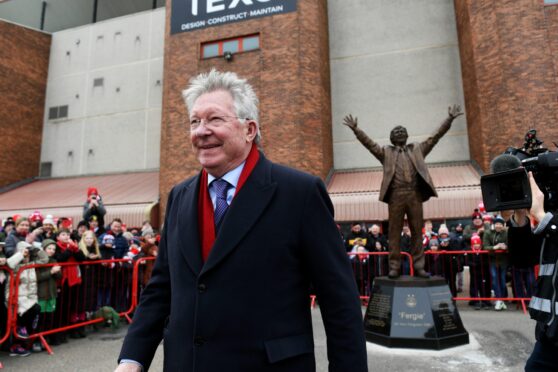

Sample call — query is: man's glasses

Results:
[189,116,247,130]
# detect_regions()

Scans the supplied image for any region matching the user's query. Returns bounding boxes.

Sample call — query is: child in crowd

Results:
[79,231,101,322]
[36,239,62,346]
[6,241,48,356]
[54,228,86,338]
[469,234,492,310]
[98,234,115,309]
[138,230,158,289]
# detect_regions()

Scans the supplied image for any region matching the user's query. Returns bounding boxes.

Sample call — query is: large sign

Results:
[171,0,298,34]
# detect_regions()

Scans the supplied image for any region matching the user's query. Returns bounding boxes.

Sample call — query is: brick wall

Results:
[0,21,51,187]
[454,0,558,172]
[159,0,332,217]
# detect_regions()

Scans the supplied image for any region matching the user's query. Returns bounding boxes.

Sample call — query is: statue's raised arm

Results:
[420,104,464,157]
[343,114,385,163]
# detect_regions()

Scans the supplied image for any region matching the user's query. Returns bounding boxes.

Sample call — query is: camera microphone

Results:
[490,154,522,174]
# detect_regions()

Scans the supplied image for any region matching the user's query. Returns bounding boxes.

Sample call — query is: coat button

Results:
[198,283,207,293]
[194,336,205,346]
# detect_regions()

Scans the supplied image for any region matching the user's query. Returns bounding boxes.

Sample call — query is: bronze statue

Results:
[343,105,464,278]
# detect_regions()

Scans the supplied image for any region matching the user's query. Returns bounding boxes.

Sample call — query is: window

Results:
[545,0,558,4]
[40,162,52,178]
[93,78,104,87]
[48,105,69,120]
[201,34,260,59]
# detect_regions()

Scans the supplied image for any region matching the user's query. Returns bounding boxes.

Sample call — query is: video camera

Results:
[480,130,558,212]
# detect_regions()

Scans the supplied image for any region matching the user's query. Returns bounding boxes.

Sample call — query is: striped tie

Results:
[212,179,231,234]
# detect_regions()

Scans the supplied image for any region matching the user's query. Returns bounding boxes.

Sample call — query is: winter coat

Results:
[4,231,40,258]
[508,213,558,344]
[483,228,509,267]
[36,257,61,301]
[5,245,48,315]
[83,197,107,226]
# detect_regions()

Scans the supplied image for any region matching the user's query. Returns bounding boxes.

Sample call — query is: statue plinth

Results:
[364,276,469,350]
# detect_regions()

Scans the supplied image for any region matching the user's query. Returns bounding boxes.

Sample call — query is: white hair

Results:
[182,69,261,143]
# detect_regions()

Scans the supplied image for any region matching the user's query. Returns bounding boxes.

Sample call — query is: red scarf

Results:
[198,144,260,262]
[57,241,82,287]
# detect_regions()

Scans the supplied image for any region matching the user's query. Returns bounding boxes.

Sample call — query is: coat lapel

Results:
[201,156,276,275]
[177,174,203,275]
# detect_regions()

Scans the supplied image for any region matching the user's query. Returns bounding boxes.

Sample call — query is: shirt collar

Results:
[207,161,245,189]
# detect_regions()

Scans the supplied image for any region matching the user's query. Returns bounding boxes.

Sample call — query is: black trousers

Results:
[526,339,558,371]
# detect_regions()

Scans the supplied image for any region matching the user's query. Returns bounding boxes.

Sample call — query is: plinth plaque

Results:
[364,276,469,350]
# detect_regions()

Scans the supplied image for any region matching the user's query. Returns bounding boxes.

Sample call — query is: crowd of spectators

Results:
[0,187,160,357]
[344,202,536,311]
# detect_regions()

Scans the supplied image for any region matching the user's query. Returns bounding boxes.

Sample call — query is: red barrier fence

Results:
[423,250,533,313]
[0,250,533,352]
[2,258,155,353]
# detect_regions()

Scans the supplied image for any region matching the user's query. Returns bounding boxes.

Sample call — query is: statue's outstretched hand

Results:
[343,114,358,130]
[448,104,464,119]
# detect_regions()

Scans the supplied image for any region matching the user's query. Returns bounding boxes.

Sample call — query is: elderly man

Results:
[343,105,463,278]
[117,70,367,372]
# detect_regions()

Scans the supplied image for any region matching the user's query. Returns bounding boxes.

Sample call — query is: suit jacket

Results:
[352,117,453,202]
[119,154,367,372]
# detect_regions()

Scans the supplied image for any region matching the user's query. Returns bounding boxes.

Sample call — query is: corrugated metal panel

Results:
[328,162,481,194]
[0,172,159,209]
[0,171,159,227]
[328,163,483,222]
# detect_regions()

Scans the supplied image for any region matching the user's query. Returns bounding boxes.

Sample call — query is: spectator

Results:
[107,219,129,259]
[79,230,101,318]
[88,215,105,238]
[345,223,367,252]
[36,239,62,346]
[349,239,370,296]
[438,230,459,298]
[40,216,57,241]
[5,217,41,257]
[0,235,7,341]
[463,209,488,245]
[0,217,15,242]
[98,234,115,309]
[425,238,443,276]
[366,224,388,251]
[72,220,90,243]
[28,210,44,232]
[400,225,412,274]
[57,217,73,233]
[138,230,158,289]
[468,235,491,310]
[6,241,48,356]
[483,215,509,311]
[83,187,106,228]
[422,219,438,250]
[450,223,466,293]
[141,221,153,235]
[54,228,86,338]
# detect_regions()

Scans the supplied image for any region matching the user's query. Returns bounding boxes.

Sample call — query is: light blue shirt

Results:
[207,162,245,209]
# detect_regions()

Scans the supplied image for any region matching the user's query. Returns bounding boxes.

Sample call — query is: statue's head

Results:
[390,125,408,146]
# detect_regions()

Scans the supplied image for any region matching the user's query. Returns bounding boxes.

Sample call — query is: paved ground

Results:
[0,302,535,371]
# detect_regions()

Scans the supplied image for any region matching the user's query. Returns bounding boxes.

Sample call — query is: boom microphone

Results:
[490,154,522,174]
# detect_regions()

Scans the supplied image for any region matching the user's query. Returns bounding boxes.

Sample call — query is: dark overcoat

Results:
[119,154,367,371]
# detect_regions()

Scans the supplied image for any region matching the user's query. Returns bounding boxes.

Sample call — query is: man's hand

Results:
[343,114,358,130]
[529,171,546,222]
[114,363,141,372]
[448,104,464,119]
[51,265,61,274]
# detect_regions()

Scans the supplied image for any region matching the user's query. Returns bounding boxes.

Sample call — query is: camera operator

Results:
[505,171,558,370]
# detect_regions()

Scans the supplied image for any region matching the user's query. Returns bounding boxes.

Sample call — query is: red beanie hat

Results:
[471,234,482,246]
[87,187,99,197]
[482,214,493,223]
[478,202,486,214]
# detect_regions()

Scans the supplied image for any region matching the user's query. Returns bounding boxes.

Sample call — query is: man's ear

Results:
[245,120,258,142]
